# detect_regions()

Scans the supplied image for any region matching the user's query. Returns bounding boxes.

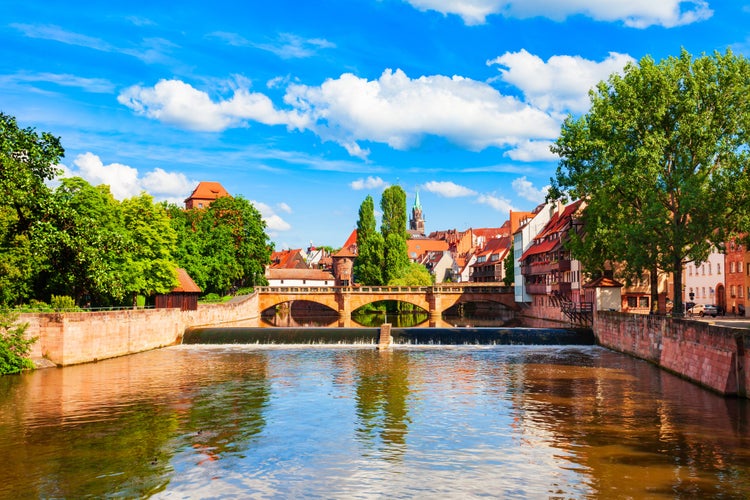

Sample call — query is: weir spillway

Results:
[182,327,596,345]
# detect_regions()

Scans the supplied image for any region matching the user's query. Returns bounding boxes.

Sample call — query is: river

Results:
[2,344,750,498]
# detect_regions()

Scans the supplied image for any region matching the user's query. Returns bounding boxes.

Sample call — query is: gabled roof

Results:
[583,276,624,288]
[270,249,307,269]
[519,200,584,261]
[334,229,358,257]
[407,238,449,259]
[185,181,229,203]
[172,268,201,293]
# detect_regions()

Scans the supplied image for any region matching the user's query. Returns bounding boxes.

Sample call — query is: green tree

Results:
[354,195,384,285]
[169,196,271,295]
[0,113,64,233]
[389,262,433,286]
[380,186,409,284]
[503,241,515,287]
[0,311,35,375]
[550,49,750,315]
[0,113,64,305]
[121,192,179,306]
[33,178,128,305]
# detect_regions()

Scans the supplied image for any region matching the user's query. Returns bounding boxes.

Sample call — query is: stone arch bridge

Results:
[257,284,517,327]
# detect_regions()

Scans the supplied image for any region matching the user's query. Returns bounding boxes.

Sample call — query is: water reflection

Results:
[2,346,750,498]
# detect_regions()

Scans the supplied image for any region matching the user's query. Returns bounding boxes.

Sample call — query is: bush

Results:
[50,295,77,311]
[0,311,36,375]
[200,293,222,303]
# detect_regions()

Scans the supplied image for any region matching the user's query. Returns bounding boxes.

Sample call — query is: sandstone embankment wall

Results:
[21,293,259,366]
[594,311,750,397]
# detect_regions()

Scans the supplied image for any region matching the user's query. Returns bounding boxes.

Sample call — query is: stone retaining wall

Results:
[594,311,750,397]
[21,294,260,366]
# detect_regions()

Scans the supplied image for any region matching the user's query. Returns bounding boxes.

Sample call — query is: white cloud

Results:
[277,202,293,214]
[60,152,196,204]
[285,68,559,158]
[504,139,557,162]
[350,176,387,190]
[422,181,477,197]
[253,200,292,233]
[477,193,515,213]
[488,50,635,114]
[210,32,335,59]
[404,0,712,28]
[118,79,309,132]
[512,176,549,203]
[1,72,114,93]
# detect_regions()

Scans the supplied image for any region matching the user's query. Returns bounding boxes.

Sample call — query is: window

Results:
[702,265,705,275]
[639,296,649,308]
[688,266,692,276]
[702,287,706,298]
[708,263,712,275]
[627,296,638,308]
[741,286,745,298]
[731,262,736,273]
[740,262,744,273]
[731,285,736,297]
[718,263,722,274]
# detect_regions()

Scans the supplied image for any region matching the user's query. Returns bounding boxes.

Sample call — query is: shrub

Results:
[50,295,77,311]
[200,293,222,303]
[0,311,36,375]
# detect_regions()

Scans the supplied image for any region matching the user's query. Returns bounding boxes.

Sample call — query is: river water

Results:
[2,344,750,498]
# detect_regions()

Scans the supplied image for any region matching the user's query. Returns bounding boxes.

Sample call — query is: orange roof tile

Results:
[172,268,201,293]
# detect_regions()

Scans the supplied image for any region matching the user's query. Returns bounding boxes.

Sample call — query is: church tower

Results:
[409,190,425,237]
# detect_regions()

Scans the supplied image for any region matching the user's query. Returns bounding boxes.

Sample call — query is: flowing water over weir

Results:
[182,326,596,345]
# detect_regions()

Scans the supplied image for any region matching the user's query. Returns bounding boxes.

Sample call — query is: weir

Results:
[182,326,595,345]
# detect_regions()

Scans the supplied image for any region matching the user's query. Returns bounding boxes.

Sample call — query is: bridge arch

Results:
[257,285,517,327]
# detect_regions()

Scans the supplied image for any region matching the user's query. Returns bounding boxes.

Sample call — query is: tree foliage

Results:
[0,311,35,374]
[380,186,409,284]
[389,262,433,286]
[550,49,750,314]
[503,241,515,287]
[354,195,384,285]
[169,196,272,295]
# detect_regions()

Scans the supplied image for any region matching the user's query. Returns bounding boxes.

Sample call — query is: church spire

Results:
[414,189,421,210]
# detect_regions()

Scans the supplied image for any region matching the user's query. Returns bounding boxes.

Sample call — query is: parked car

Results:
[688,304,720,317]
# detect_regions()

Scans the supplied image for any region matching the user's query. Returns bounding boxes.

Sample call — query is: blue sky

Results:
[3,1,749,250]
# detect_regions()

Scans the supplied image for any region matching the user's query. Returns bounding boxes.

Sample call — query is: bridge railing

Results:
[256,284,513,295]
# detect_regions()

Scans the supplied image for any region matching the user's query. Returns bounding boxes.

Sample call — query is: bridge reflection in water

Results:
[183,327,595,345]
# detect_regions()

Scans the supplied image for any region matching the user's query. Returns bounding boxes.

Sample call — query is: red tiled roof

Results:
[408,238,449,258]
[583,276,624,288]
[270,249,307,269]
[519,238,560,260]
[185,181,229,202]
[173,268,201,293]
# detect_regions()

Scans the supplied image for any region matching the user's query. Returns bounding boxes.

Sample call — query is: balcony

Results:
[525,283,549,295]
[550,282,572,295]
[524,259,572,276]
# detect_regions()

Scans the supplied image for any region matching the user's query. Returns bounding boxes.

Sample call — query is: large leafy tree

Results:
[120,193,179,306]
[0,113,64,305]
[550,49,750,315]
[32,178,129,305]
[380,186,409,284]
[354,195,384,285]
[170,195,271,295]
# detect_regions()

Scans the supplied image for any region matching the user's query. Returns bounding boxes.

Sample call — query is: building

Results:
[266,268,336,287]
[269,249,308,269]
[408,190,425,237]
[513,203,552,303]
[725,238,747,315]
[519,200,586,319]
[683,248,725,313]
[155,268,201,311]
[184,181,230,210]
[332,229,357,286]
[470,236,512,283]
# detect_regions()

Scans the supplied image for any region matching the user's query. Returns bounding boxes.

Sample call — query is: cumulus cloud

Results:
[422,181,477,197]
[253,200,292,233]
[60,152,195,203]
[118,79,309,132]
[350,176,387,190]
[285,68,560,158]
[404,0,712,28]
[488,50,635,114]
[504,139,558,162]
[277,202,293,214]
[512,176,548,203]
[477,193,514,213]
